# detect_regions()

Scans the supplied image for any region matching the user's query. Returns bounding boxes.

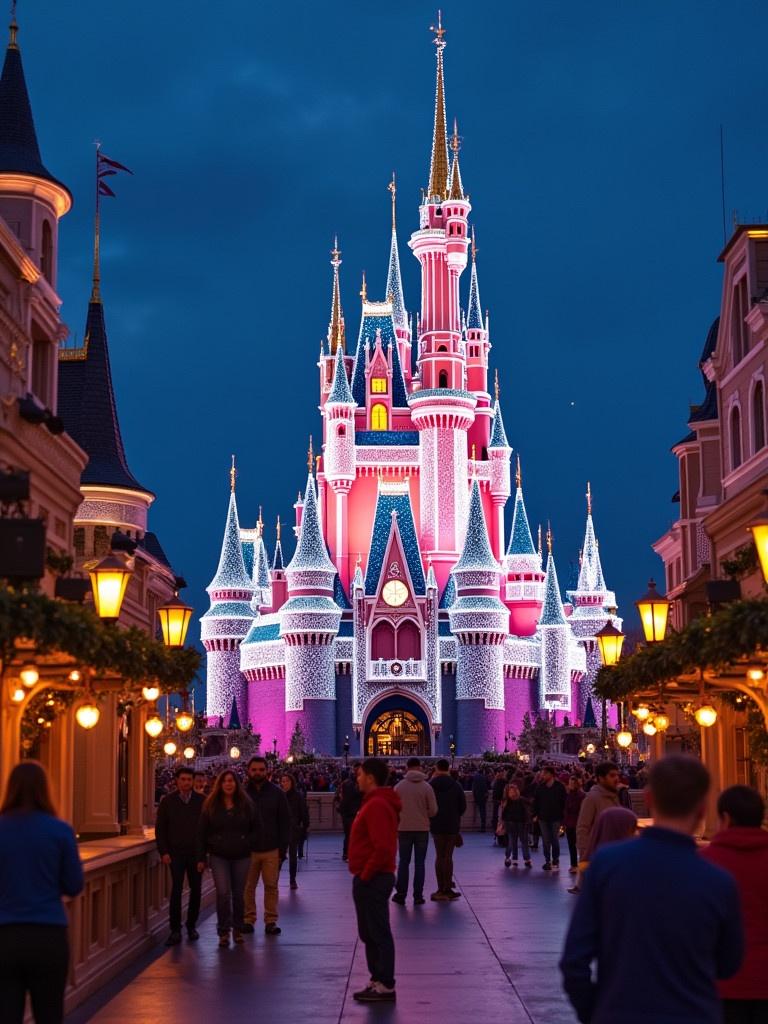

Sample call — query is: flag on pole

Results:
[97,150,132,197]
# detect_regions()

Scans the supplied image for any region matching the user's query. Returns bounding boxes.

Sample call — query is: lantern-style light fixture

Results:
[157,591,193,648]
[88,552,132,620]
[11,687,25,703]
[653,713,670,732]
[694,704,718,728]
[642,720,657,736]
[595,621,625,667]
[142,684,160,702]
[585,742,596,754]
[747,490,768,585]
[175,710,194,733]
[631,705,651,721]
[229,746,241,760]
[68,669,82,683]
[75,702,100,730]
[182,746,195,760]
[19,663,39,688]
[145,715,164,738]
[163,740,178,756]
[616,728,633,748]
[635,579,670,644]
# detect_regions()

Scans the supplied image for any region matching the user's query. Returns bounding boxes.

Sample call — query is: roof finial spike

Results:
[307,436,314,474]
[471,225,477,262]
[516,454,521,489]
[360,270,367,304]
[448,117,464,199]
[427,11,449,199]
[586,480,592,516]
[9,0,17,49]
[257,505,264,535]
[276,514,281,541]
[494,368,500,403]
[537,524,543,557]
[230,454,236,493]
[388,171,397,231]
[546,521,553,554]
[328,236,345,354]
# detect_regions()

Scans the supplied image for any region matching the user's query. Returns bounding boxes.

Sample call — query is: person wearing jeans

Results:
[501,784,531,867]
[532,766,566,870]
[393,758,438,905]
[155,765,205,946]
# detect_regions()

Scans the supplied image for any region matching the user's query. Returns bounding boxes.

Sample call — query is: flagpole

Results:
[91,143,101,303]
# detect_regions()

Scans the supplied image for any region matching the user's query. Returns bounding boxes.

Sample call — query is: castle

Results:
[202,20,621,757]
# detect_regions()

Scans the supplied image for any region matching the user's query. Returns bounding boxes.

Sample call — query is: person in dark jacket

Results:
[501,783,531,867]
[0,761,84,1024]
[471,769,490,831]
[701,784,768,1023]
[243,756,290,935]
[560,755,743,1024]
[491,769,507,845]
[563,775,586,873]
[155,764,205,946]
[279,772,309,890]
[336,765,363,860]
[429,758,467,900]
[532,766,566,870]
[197,769,256,947]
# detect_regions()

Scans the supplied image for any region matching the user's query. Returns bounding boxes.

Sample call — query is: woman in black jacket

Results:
[501,783,532,868]
[198,770,256,946]
[279,773,309,889]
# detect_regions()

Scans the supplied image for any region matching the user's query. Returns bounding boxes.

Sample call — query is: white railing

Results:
[369,658,424,680]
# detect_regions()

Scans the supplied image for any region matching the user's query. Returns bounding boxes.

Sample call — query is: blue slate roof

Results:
[201,600,254,618]
[242,620,281,644]
[0,37,68,193]
[365,488,426,595]
[438,619,453,636]
[58,301,151,494]
[287,475,336,573]
[357,430,419,447]
[350,312,408,408]
[439,573,456,609]
[582,696,597,729]
[700,316,719,364]
[507,488,536,556]
[454,481,497,572]
[328,344,355,404]
[333,572,351,609]
[207,492,253,593]
[467,259,483,330]
[137,531,172,569]
[337,618,354,637]
[488,402,509,449]
[539,552,567,626]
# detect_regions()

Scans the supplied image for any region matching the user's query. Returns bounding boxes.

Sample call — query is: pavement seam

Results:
[338,935,360,1022]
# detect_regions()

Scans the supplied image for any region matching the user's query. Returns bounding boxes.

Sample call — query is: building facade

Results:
[202,25,622,757]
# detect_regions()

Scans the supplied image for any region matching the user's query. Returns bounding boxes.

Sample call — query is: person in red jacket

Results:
[348,758,401,1004]
[701,784,768,1024]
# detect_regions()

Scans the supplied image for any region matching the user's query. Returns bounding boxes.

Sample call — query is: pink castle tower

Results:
[503,457,546,636]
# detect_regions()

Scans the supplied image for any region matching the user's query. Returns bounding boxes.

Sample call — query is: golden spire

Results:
[427,11,449,200]
[360,270,367,304]
[229,454,236,493]
[494,368,500,403]
[388,172,397,231]
[276,514,281,542]
[307,435,314,474]
[515,454,521,489]
[9,0,17,49]
[586,481,592,516]
[257,505,264,537]
[537,524,543,557]
[546,521,553,554]
[448,118,464,200]
[328,236,345,354]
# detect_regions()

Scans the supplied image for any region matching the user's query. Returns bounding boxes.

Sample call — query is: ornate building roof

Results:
[488,401,509,449]
[350,310,408,408]
[328,343,355,405]
[207,490,253,593]
[539,548,567,626]
[365,485,426,595]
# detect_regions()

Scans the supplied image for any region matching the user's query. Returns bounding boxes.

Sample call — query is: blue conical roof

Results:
[287,474,336,573]
[467,258,483,330]
[455,481,498,572]
[228,696,242,731]
[328,344,355,404]
[582,696,597,729]
[254,534,271,589]
[208,491,253,593]
[272,536,284,571]
[577,512,607,593]
[539,551,567,626]
[386,225,407,331]
[507,488,536,556]
[488,401,509,449]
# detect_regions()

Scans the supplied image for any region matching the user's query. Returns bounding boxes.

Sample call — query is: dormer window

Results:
[371,403,388,431]
[371,377,387,394]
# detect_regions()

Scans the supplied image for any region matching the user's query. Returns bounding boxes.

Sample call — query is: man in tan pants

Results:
[241,757,289,935]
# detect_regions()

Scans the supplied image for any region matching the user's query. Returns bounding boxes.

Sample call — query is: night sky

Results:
[23,2,768,680]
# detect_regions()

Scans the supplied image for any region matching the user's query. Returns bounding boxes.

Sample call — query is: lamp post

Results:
[88,552,132,621]
[635,579,670,644]
[272,736,277,759]
[157,587,193,648]
[595,620,625,749]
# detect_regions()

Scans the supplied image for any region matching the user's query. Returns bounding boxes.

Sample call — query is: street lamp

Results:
[229,745,241,760]
[75,702,100,730]
[145,714,163,738]
[635,579,670,644]
[694,705,718,728]
[175,710,194,733]
[653,713,670,732]
[748,490,768,585]
[10,687,25,703]
[183,746,195,760]
[631,704,651,722]
[595,621,625,667]
[19,663,39,688]
[272,736,278,758]
[642,720,657,737]
[449,734,456,767]
[141,685,160,702]
[616,728,633,749]
[163,740,177,756]
[88,552,131,620]
[157,591,193,648]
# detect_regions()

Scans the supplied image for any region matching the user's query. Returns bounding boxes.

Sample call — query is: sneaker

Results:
[504,857,511,867]
[542,862,552,871]
[354,982,396,1002]
[240,923,255,934]
[232,930,244,945]
[524,860,532,868]
[392,894,406,906]
[290,880,298,890]
[430,891,450,901]
[552,862,560,871]
[568,866,578,874]
[186,928,199,941]
[265,923,281,935]
[414,896,425,905]
[446,889,461,900]
[353,984,377,1001]
[165,930,181,947]
[218,931,229,947]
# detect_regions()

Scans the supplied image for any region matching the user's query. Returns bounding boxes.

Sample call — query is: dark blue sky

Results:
[25,2,768,657]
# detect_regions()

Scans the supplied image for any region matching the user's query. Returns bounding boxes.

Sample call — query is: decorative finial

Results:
[9,0,17,48]
[586,481,592,516]
[230,454,236,493]
[515,454,521,489]
[537,524,543,557]
[356,551,362,566]
[494,368,500,403]
[329,235,345,354]
[307,436,314,474]
[276,514,281,542]
[330,235,341,266]
[471,442,477,463]
[316,454,321,474]
[450,117,461,154]
[471,225,477,262]
[546,521,553,554]
[257,505,264,535]
[360,270,367,304]
[430,9,446,48]
[388,172,397,231]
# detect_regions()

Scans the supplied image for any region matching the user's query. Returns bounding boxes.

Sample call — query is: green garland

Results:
[0,585,200,691]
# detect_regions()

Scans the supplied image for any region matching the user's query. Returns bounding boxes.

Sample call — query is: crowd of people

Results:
[0,753,766,1022]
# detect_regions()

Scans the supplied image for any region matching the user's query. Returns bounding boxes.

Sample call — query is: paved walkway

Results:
[69,833,579,1024]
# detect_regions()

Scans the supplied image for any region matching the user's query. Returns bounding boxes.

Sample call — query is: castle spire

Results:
[273,514,285,570]
[539,540,567,626]
[207,481,252,594]
[427,11,449,200]
[488,400,509,449]
[230,454,236,492]
[328,340,354,404]
[455,479,498,572]
[576,483,607,593]
[448,117,464,200]
[506,463,536,557]
[386,172,407,330]
[467,227,484,329]
[286,474,336,574]
[328,236,345,354]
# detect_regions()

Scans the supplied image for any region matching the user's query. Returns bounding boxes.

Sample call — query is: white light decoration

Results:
[616,729,633,748]
[145,715,163,738]
[163,740,177,756]
[11,687,25,703]
[19,663,39,688]
[229,746,241,760]
[642,720,657,737]
[183,746,195,760]
[694,705,717,728]
[141,685,160,702]
[76,703,100,730]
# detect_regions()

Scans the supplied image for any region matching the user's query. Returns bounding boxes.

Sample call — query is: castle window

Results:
[41,221,53,283]
[370,377,387,394]
[730,406,742,471]
[753,380,765,452]
[438,370,448,388]
[371,403,388,431]
[371,620,395,659]
[437,344,447,352]
[396,619,420,660]
[337,423,346,437]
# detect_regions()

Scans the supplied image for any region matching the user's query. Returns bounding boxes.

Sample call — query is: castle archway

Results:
[364,693,431,758]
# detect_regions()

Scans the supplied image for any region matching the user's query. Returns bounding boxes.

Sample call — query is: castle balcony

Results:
[368,657,425,681]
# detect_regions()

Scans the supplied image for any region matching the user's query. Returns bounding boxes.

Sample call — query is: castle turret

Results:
[280,472,341,752]
[487,395,511,560]
[269,515,288,612]
[503,457,545,636]
[466,230,493,455]
[449,480,507,752]
[537,531,571,714]
[250,514,272,612]
[200,462,254,726]
[324,343,356,591]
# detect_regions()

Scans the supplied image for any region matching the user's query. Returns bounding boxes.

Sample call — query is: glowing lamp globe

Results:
[141,685,160,702]
[585,743,596,754]
[175,711,194,733]
[632,705,651,722]
[145,715,164,738]
[157,594,193,648]
[163,740,177,756]
[11,687,25,703]
[595,621,625,667]
[616,729,633,749]
[635,579,670,644]
[19,663,39,688]
[88,553,131,620]
[748,495,768,585]
[183,746,195,760]
[653,713,670,731]
[229,746,241,760]
[747,667,765,682]
[695,705,718,728]
[75,703,100,730]
[642,721,657,737]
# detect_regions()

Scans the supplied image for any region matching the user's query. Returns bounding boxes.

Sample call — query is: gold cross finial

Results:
[494,368,500,403]
[450,117,461,154]
[515,454,521,489]
[546,521,553,554]
[276,514,281,542]
[388,172,397,231]
[430,9,445,47]
[230,454,236,493]
[471,442,477,462]
[257,505,263,535]
[330,235,341,266]
[9,0,17,48]
[360,270,367,304]
[356,551,362,566]
[586,481,592,516]
[307,436,314,473]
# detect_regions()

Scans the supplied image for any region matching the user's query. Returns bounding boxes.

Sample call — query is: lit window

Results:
[371,403,388,431]
[371,378,387,393]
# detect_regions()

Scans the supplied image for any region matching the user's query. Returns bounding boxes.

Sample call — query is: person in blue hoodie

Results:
[0,760,84,1023]
[560,754,743,1024]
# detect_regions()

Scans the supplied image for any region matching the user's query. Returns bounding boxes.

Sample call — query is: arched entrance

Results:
[364,694,431,757]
